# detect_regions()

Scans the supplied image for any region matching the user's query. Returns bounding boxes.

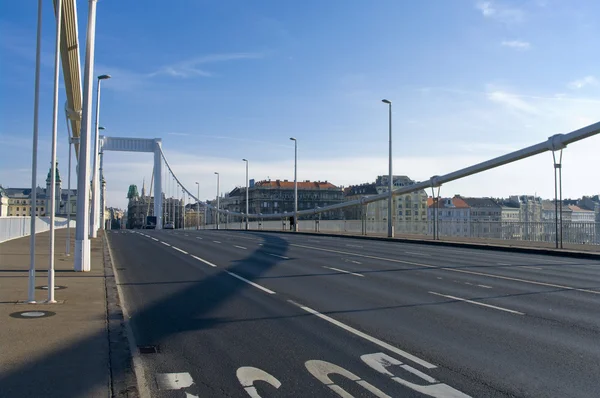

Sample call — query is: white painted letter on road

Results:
[305,360,391,398]
[361,353,470,398]
[237,367,282,398]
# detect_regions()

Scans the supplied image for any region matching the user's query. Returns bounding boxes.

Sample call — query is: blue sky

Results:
[1,0,599,209]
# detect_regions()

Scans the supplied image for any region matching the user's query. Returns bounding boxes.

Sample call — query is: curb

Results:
[103,233,140,398]
[231,229,600,260]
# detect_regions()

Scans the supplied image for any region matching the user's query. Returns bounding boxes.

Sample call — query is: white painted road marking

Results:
[497,263,511,266]
[323,266,364,277]
[156,372,194,390]
[291,243,600,295]
[236,367,281,398]
[226,271,276,294]
[151,237,159,241]
[405,251,431,257]
[268,253,289,260]
[520,265,543,270]
[190,255,217,268]
[288,300,436,369]
[234,245,247,250]
[213,240,221,244]
[173,247,188,254]
[361,352,469,398]
[429,291,524,315]
[345,244,363,248]
[161,241,171,247]
[305,360,391,398]
[196,237,203,240]
[478,284,493,289]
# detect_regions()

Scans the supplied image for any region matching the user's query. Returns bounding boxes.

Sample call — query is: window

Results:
[398,210,403,216]
[16,207,20,211]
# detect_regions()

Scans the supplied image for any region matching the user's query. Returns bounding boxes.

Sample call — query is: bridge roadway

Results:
[107,229,600,397]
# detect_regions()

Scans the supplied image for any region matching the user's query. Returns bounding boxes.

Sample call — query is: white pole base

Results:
[74,239,91,272]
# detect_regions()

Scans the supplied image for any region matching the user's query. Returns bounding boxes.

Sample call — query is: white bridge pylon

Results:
[99,136,163,229]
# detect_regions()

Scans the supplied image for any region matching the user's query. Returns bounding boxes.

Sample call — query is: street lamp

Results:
[90,74,111,238]
[98,126,106,231]
[289,137,298,232]
[195,182,200,230]
[242,159,249,230]
[382,99,394,238]
[214,172,220,230]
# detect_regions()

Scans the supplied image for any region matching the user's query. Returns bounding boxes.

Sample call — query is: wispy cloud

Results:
[567,76,598,89]
[149,52,263,78]
[476,1,524,23]
[501,40,530,50]
[167,132,191,137]
[487,90,539,114]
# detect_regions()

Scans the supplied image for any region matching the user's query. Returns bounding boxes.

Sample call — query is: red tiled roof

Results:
[427,197,470,209]
[254,180,339,190]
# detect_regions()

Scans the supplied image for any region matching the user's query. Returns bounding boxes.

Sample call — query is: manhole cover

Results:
[10,310,56,319]
[36,285,67,290]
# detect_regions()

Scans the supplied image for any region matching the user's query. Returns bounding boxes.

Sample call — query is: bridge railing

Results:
[0,217,76,243]
[199,219,600,247]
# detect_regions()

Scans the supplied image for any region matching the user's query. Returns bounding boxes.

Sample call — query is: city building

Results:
[224,179,344,220]
[427,196,471,237]
[0,164,77,217]
[342,183,378,220]
[126,181,183,228]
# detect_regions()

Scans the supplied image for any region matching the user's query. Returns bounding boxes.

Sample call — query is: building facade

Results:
[427,196,471,237]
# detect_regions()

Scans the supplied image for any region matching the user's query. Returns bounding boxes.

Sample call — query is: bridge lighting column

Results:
[90,74,110,238]
[382,99,394,238]
[215,172,220,230]
[290,137,298,232]
[243,159,249,230]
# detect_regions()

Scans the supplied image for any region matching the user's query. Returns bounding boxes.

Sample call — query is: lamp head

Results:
[98,74,111,80]
[381,99,391,104]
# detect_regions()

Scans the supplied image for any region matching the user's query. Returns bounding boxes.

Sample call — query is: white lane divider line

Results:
[478,284,492,289]
[405,251,431,257]
[151,237,159,241]
[345,244,363,248]
[213,240,221,244]
[184,234,189,236]
[323,266,364,277]
[520,265,543,270]
[161,242,171,247]
[429,291,524,315]
[234,245,247,250]
[268,253,289,260]
[196,237,203,240]
[287,300,436,369]
[291,243,600,296]
[226,271,276,294]
[190,255,217,267]
[156,372,194,390]
[497,263,511,266]
[352,260,362,265]
[173,247,188,254]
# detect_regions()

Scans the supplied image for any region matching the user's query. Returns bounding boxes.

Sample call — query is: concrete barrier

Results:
[0,217,76,243]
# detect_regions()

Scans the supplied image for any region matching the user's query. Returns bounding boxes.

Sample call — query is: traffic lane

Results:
[108,232,482,397]
[140,232,600,397]
[151,230,600,331]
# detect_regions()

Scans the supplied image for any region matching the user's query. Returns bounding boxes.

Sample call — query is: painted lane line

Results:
[196,237,203,240]
[151,237,159,241]
[268,253,289,260]
[429,291,524,315]
[156,372,194,390]
[184,234,189,236]
[287,300,436,369]
[173,247,188,255]
[291,243,600,296]
[345,244,363,248]
[190,255,217,267]
[478,284,492,289]
[234,245,247,250]
[213,240,221,244]
[520,265,543,270]
[405,251,431,257]
[258,243,264,246]
[352,260,362,265]
[161,242,171,247]
[323,266,364,277]
[497,263,511,266]
[226,271,276,294]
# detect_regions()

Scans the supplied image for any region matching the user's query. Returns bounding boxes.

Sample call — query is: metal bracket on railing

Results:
[547,134,567,151]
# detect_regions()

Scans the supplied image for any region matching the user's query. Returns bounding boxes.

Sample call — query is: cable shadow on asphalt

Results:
[0,231,290,398]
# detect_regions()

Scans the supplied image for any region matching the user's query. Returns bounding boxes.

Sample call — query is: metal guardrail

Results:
[0,217,76,243]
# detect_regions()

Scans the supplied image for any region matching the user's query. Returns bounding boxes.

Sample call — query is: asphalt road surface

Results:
[107,229,600,398]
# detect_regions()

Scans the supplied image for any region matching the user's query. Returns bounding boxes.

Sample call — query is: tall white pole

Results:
[99,146,104,229]
[90,78,101,237]
[195,182,199,230]
[215,172,220,230]
[66,136,73,255]
[290,138,298,232]
[382,99,394,238]
[75,0,99,272]
[243,159,249,230]
[27,0,43,303]
[48,0,63,303]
